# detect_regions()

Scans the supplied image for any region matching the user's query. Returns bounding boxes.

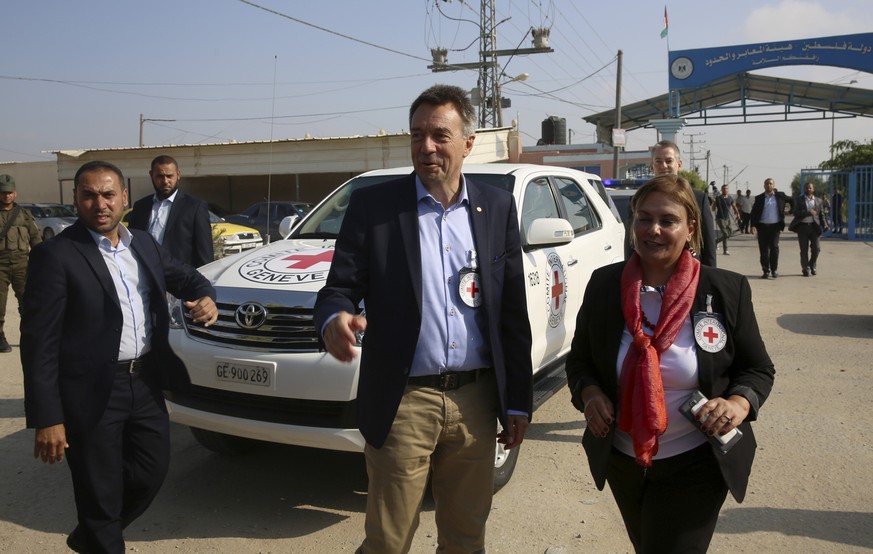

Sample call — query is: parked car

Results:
[121,209,262,259]
[603,178,645,247]
[224,201,312,243]
[19,203,77,240]
[165,164,625,489]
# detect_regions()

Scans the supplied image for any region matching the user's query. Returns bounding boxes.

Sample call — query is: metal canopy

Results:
[584,72,873,135]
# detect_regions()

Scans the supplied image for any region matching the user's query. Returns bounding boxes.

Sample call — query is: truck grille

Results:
[184,300,319,352]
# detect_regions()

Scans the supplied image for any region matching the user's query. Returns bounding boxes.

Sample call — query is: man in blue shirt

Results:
[315,85,533,553]
[21,161,217,553]
[750,177,793,278]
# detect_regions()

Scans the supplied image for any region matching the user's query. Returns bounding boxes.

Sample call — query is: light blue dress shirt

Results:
[759,192,780,224]
[148,189,178,245]
[409,175,491,377]
[87,224,152,361]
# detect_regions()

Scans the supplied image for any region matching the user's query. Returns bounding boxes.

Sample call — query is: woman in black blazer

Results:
[566,175,775,553]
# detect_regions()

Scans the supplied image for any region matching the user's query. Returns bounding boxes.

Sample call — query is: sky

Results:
[1,0,871,191]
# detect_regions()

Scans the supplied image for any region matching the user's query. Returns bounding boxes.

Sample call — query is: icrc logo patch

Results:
[545,252,567,328]
[238,247,335,284]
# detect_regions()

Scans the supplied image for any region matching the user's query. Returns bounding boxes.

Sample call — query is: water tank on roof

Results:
[541,116,567,145]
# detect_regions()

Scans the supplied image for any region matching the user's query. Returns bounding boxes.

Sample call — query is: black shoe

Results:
[762,272,769,279]
[811,267,817,276]
[66,528,89,553]
[0,335,10,353]
[802,270,809,277]
[771,272,778,279]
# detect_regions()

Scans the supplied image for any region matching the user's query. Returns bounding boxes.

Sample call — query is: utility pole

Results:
[723,164,729,186]
[611,49,623,179]
[705,150,711,184]
[683,132,706,175]
[427,0,553,128]
[479,0,499,129]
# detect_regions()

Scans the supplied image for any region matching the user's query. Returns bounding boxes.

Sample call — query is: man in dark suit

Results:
[750,177,793,279]
[314,85,533,553]
[128,155,213,267]
[647,140,717,266]
[793,181,829,276]
[21,161,217,553]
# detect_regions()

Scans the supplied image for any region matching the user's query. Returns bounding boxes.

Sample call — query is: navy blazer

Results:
[21,221,215,433]
[314,174,534,449]
[565,261,775,502]
[129,190,213,267]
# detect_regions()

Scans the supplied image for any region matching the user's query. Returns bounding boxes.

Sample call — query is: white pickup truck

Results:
[165,163,625,489]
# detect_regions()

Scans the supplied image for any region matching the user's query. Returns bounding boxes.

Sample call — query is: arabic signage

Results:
[669,33,873,90]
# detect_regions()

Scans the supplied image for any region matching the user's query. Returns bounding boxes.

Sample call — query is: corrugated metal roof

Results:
[585,72,873,135]
[51,131,411,157]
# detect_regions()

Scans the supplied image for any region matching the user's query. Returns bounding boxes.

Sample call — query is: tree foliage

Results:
[679,169,707,192]
[819,139,873,169]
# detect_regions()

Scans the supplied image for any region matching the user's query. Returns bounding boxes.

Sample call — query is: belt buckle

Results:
[123,359,139,374]
[440,373,459,391]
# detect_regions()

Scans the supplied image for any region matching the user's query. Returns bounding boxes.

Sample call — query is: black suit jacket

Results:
[565,261,775,502]
[750,191,793,231]
[21,221,215,433]
[129,190,213,267]
[694,189,717,267]
[314,174,534,449]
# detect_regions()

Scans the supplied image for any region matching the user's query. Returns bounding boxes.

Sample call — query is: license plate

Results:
[215,359,274,387]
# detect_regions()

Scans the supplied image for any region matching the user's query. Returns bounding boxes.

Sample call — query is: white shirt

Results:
[87,224,152,360]
[802,196,816,223]
[613,286,706,459]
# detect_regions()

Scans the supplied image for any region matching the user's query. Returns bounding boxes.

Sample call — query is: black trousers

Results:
[796,222,821,271]
[755,223,782,273]
[606,443,729,554]
[65,371,170,554]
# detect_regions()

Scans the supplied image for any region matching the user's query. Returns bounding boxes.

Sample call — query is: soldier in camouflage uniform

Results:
[0,175,41,353]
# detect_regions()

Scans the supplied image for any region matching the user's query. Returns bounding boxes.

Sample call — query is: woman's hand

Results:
[697,394,751,436]
[581,385,614,438]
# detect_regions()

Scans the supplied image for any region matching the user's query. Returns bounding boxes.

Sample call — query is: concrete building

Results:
[7,126,656,211]
[17,127,518,213]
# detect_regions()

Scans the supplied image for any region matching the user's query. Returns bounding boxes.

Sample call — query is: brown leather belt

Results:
[407,368,492,391]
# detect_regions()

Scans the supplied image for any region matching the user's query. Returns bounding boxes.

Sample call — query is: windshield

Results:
[290,172,515,239]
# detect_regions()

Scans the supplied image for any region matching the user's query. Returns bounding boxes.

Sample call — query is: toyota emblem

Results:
[235,302,268,329]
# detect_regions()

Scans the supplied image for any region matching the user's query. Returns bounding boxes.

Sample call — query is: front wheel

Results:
[493,424,521,492]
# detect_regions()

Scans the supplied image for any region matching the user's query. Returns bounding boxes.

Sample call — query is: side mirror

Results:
[526,218,574,249]
[279,215,300,238]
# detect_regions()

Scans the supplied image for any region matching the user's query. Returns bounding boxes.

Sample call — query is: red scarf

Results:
[618,249,700,466]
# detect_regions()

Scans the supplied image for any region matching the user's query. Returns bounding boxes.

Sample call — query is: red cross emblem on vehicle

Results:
[551,270,564,310]
[282,250,334,269]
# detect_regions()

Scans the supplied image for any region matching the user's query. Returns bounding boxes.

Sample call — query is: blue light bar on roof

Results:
[603,178,649,187]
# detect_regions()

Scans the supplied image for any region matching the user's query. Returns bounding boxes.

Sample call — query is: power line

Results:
[237,0,430,63]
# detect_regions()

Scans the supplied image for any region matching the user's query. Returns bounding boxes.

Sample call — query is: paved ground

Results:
[1,230,872,553]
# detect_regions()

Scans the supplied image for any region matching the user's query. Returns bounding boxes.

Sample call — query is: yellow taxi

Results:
[121,209,262,259]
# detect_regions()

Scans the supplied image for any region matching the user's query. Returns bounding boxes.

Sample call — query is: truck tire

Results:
[190,427,260,455]
[493,438,520,492]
